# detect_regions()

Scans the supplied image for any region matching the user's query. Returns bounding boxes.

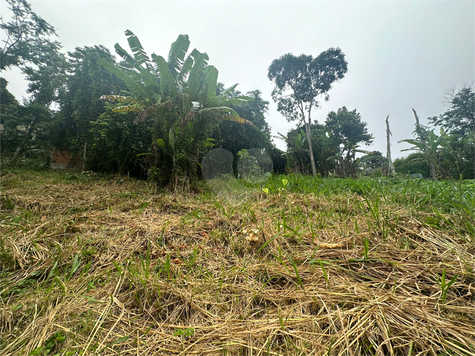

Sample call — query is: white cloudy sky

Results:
[1,0,474,157]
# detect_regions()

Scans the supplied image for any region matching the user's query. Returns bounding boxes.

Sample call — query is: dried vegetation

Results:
[1,170,474,355]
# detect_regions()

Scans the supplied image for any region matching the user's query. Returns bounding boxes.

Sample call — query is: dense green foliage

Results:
[283,107,373,177]
[0,0,64,165]
[88,107,153,176]
[0,77,54,165]
[394,152,431,177]
[429,85,475,137]
[214,88,285,175]
[399,108,474,179]
[99,31,269,189]
[0,78,20,155]
[325,107,373,177]
[357,151,386,172]
[54,46,128,152]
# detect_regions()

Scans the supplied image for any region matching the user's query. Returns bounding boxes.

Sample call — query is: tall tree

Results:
[0,77,20,155]
[9,100,52,165]
[1,0,65,165]
[284,123,338,176]
[7,49,67,165]
[325,107,373,177]
[429,85,475,137]
[0,0,60,71]
[429,85,475,179]
[22,50,68,105]
[54,45,127,153]
[268,49,348,176]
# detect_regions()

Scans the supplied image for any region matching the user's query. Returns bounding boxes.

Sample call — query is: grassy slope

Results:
[1,170,474,355]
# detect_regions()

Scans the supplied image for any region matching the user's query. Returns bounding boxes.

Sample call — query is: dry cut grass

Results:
[1,170,474,355]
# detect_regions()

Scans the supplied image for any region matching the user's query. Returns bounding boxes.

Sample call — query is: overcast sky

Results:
[2,0,474,157]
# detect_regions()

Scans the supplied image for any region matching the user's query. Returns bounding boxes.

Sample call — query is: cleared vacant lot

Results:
[1,170,474,355]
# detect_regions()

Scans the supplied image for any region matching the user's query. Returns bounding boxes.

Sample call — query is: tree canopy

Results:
[0,0,60,71]
[429,85,475,137]
[53,45,128,152]
[325,107,373,177]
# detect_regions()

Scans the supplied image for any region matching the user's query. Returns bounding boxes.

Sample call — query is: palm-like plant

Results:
[399,109,449,179]
[100,30,252,189]
[276,128,308,174]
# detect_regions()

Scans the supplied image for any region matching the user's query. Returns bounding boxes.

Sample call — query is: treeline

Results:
[1,0,473,187]
[0,1,285,190]
[1,43,283,182]
[282,96,475,180]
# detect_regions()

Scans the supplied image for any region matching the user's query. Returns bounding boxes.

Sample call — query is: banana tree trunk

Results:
[429,160,438,179]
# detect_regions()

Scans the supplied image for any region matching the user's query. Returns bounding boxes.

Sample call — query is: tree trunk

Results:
[82,141,87,171]
[385,116,395,174]
[429,159,438,179]
[305,121,317,176]
[9,117,40,166]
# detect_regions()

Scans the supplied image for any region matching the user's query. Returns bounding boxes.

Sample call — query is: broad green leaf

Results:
[99,59,152,101]
[204,65,218,101]
[177,55,194,87]
[151,53,177,98]
[109,335,130,346]
[114,43,136,68]
[124,29,150,67]
[187,49,209,100]
[169,128,175,152]
[70,254,81,278]
[204,138,215,148]
[168,34,190,79]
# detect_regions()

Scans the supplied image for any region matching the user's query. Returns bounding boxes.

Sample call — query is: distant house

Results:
[50,147,83,170]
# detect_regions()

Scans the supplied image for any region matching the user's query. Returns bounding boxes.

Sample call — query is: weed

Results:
[438,267,458,304]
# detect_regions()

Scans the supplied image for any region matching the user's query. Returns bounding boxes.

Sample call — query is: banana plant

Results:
[100,30,253,189]
[399,109,449,179]
[101,30,252,124]
[276,128,308,174]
